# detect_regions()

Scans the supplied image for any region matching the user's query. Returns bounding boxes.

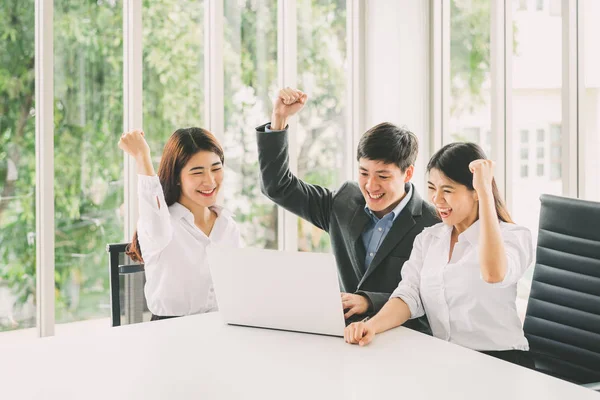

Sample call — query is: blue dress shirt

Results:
[361,183,413,271]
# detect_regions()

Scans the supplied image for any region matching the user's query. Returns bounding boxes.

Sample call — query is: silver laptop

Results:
[206,246,345,337]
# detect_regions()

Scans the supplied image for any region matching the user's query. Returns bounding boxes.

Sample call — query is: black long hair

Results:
[427,142,513,223]
[126,127,224,262]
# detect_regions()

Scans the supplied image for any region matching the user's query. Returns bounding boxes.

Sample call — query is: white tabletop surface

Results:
[0,312,598,400]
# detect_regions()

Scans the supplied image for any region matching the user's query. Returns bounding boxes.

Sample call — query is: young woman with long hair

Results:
[119,128,241,320]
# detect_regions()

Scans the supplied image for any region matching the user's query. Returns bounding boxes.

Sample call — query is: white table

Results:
[1,312,598,400]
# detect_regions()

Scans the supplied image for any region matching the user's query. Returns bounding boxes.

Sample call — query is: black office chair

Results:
[523,194,600,392]
[106,243,148,327]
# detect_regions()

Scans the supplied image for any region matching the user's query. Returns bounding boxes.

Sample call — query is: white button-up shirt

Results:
[137,175,242,317]
[391,220,533,351]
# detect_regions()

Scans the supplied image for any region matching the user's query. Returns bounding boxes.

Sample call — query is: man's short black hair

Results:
[356,122,418,172]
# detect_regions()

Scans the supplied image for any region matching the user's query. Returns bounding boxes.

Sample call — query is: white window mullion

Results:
[491,0,511,204]
[35,0,55,338]
[430,0,441,155]
[562,0,579,198]
[441,0,450,148]
[346,0,365,182]
[205,0,224,207]
[205,0,224,144]
[123,0,143,240]
[431,0,448,153]
[577,0,586,198]
[277,0,298,251]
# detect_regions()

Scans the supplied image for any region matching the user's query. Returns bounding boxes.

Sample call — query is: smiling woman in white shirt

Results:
[344,142,534,368]
[118,128,241,321]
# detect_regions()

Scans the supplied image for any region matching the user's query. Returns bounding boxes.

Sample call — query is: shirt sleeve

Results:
[136,174,174,258]
[256,123,335,232]
[390,232,427,319]
[484,224,533,288]
[264,124,286,133]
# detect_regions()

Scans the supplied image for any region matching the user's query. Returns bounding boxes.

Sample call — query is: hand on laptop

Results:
[341,293,369,319]
[344,321,375,346]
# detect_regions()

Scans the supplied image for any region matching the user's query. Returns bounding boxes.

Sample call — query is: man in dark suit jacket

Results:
[256,88,439,333]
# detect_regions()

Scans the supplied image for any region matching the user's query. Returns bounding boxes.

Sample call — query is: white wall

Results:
[364,0,431,194]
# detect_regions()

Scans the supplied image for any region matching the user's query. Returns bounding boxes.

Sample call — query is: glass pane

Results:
[520,148,529,160]
[224,0,278,249]
[536,0,544,11]
[297,0,347,252]
[536,163,544,176]
[511,0,563,313]
[536,128,545,142]
[536,147,544,158]
[519,0,527,11]
[512,0,563,237]
[54,0,123,325]
[448,0,492,158]
[0,1,36,334]
[143,0,204,155]
[582,0,600,201]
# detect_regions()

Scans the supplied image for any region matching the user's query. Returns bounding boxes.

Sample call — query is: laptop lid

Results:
[207,247,345,337]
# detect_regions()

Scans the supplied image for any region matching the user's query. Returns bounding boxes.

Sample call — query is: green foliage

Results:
[1,0,124,330]
[1,0,37,330]
[221,0,280,249]
[296,0,346,252]
[450,0,491,117]
[0,0,363,331]
[53,0,124,324]
[450,0,518,118]
[142,0,205,148]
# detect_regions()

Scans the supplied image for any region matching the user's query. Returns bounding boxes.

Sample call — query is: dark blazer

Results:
[256,124,439,333]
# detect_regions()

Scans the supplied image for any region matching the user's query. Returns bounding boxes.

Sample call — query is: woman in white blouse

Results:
[344,142,534,368]
[118,128,242,320]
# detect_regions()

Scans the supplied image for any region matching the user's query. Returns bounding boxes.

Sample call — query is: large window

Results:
[223,0,278,249]
[581,0,600,201]
[3,0,597,342]
[0,1,36,333]
[448,0,492,157]
[296,0,347,252]
[511,0,563,241]
[511,0,563,310]
[54,0,123,325]
[143,0,204,155]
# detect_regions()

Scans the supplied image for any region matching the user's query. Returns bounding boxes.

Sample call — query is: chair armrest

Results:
[119,264,145,274]
[107,242,130,254]
[581,382,600,392]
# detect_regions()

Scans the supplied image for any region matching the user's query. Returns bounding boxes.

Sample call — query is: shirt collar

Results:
[426,219,482,245]
[426,223,453,238]
[458,219,481,245]
[169,202,233,223]
[364,183,413,222]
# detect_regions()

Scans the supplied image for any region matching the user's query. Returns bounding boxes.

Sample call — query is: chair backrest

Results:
[106,243,147,327]
[523,194,600,384]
